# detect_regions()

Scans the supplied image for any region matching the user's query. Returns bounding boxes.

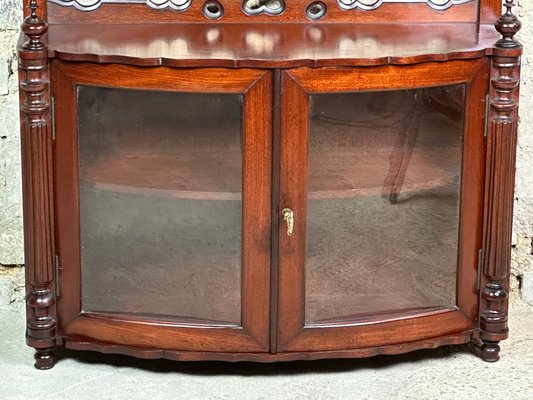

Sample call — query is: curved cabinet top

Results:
[46,23,500,68]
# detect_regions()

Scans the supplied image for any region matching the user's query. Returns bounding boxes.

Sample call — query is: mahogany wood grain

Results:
[278,71,309,349]
[52,61,272,353]
[27,0,505,24]
[479,1,522,362]
[47,2,478,25]
[457,58,489,320]
[19,1,57,370]
[24,0,47,19]
[46,23,500,69]
[277,60,487,352]
[270,70,282,353]
[281,310,474,352]
[19,0,521,368]
[64,330,474,362]
[480,0,503,24]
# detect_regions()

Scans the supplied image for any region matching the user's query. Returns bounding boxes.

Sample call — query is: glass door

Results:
[53,62,272,352]
[277,61,488,352]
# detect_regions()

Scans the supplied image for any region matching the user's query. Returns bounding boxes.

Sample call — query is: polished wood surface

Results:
[46,2,479,24]
[479,2,523,362]
[19,0,522,368]
[52,61,273,353]
[64,330,473,362]
[46,23,500,68]
[28,0,502,24]
[277,59,487,352]
[19,1,57,370]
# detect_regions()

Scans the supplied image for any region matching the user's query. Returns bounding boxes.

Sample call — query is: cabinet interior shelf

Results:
[84,147,460,201]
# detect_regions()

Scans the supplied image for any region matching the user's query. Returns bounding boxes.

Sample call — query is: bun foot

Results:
[34,348,55,370]
[480,341,500,362]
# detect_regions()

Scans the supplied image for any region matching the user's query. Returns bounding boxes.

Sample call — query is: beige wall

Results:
[0,1,532,302]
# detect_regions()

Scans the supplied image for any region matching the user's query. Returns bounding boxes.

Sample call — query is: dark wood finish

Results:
[19,0,57,370]
[52,61,272,352]
[45,23,500,69]
[277,60,487,352]
[270,70,282,353]
[23,0,47,19]
[19,0,522,368]
[34,1,501,24]
[47,2,479,25]
[64,330,473,362]
[480,0,505,24]
[479,0,522,363]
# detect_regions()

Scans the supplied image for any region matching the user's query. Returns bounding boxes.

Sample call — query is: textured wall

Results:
[0,1,532,303]
[0,0,22,266]
[0,0,23,301]
[514,0,533,303]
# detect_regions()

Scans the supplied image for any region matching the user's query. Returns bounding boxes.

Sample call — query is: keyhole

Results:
[306,2,326,20]
[243,0,285,15]
[203,0,224,19]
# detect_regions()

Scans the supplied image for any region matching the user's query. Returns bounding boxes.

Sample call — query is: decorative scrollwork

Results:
[242,0,285,16]
[48,0,191,12]
[337,0,473,12]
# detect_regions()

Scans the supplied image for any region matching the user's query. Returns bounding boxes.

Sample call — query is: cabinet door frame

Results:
[276,59,488,352]
[52,61,272,352]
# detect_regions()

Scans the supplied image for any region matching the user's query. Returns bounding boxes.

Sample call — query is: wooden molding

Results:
[479,0,522,363]
[19,0,57,370]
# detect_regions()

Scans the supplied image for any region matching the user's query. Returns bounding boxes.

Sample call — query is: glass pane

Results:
[78,86,243,325]
[305,86,465,323]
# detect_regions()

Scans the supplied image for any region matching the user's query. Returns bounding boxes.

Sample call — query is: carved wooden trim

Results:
[48,0,191,12]
[19,0,56,370]
[48,0,473,13]
[480,0,522,363]
[337,0,473,11]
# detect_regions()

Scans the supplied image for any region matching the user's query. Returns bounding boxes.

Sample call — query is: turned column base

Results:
[480,340,501,363]
[34,348,55,370]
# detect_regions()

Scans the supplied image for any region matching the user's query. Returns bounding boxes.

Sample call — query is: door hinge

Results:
[54,254,60,298]
[477,249,484,292]
[483,94,490,138]
[51,96,56,141]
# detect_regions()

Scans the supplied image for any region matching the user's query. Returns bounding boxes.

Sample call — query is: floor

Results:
[1,301,532,400]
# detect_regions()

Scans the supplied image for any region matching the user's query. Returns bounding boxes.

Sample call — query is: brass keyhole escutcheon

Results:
[282,208,294,236]
[243,0,285,15]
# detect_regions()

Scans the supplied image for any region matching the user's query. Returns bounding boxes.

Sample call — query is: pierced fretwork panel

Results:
[48,0,191,11]
[337,0,473,11]
[48,0,473,12]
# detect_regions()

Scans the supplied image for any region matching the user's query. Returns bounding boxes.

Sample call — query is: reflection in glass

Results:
[305,86,465,323]
[78,86,243,325]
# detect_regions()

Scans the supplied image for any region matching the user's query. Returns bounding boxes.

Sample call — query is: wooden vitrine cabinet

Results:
[18,0,522,369]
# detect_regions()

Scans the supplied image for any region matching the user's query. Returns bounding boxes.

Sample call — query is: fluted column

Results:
[19,0,56,370]
[480,0,522,362]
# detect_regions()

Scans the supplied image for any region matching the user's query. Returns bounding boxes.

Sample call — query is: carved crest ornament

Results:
[47,0,473,12]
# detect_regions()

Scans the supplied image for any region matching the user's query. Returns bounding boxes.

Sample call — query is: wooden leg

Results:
[480,340,500,363]
[34,348,55,370]
[20,2,58,373]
